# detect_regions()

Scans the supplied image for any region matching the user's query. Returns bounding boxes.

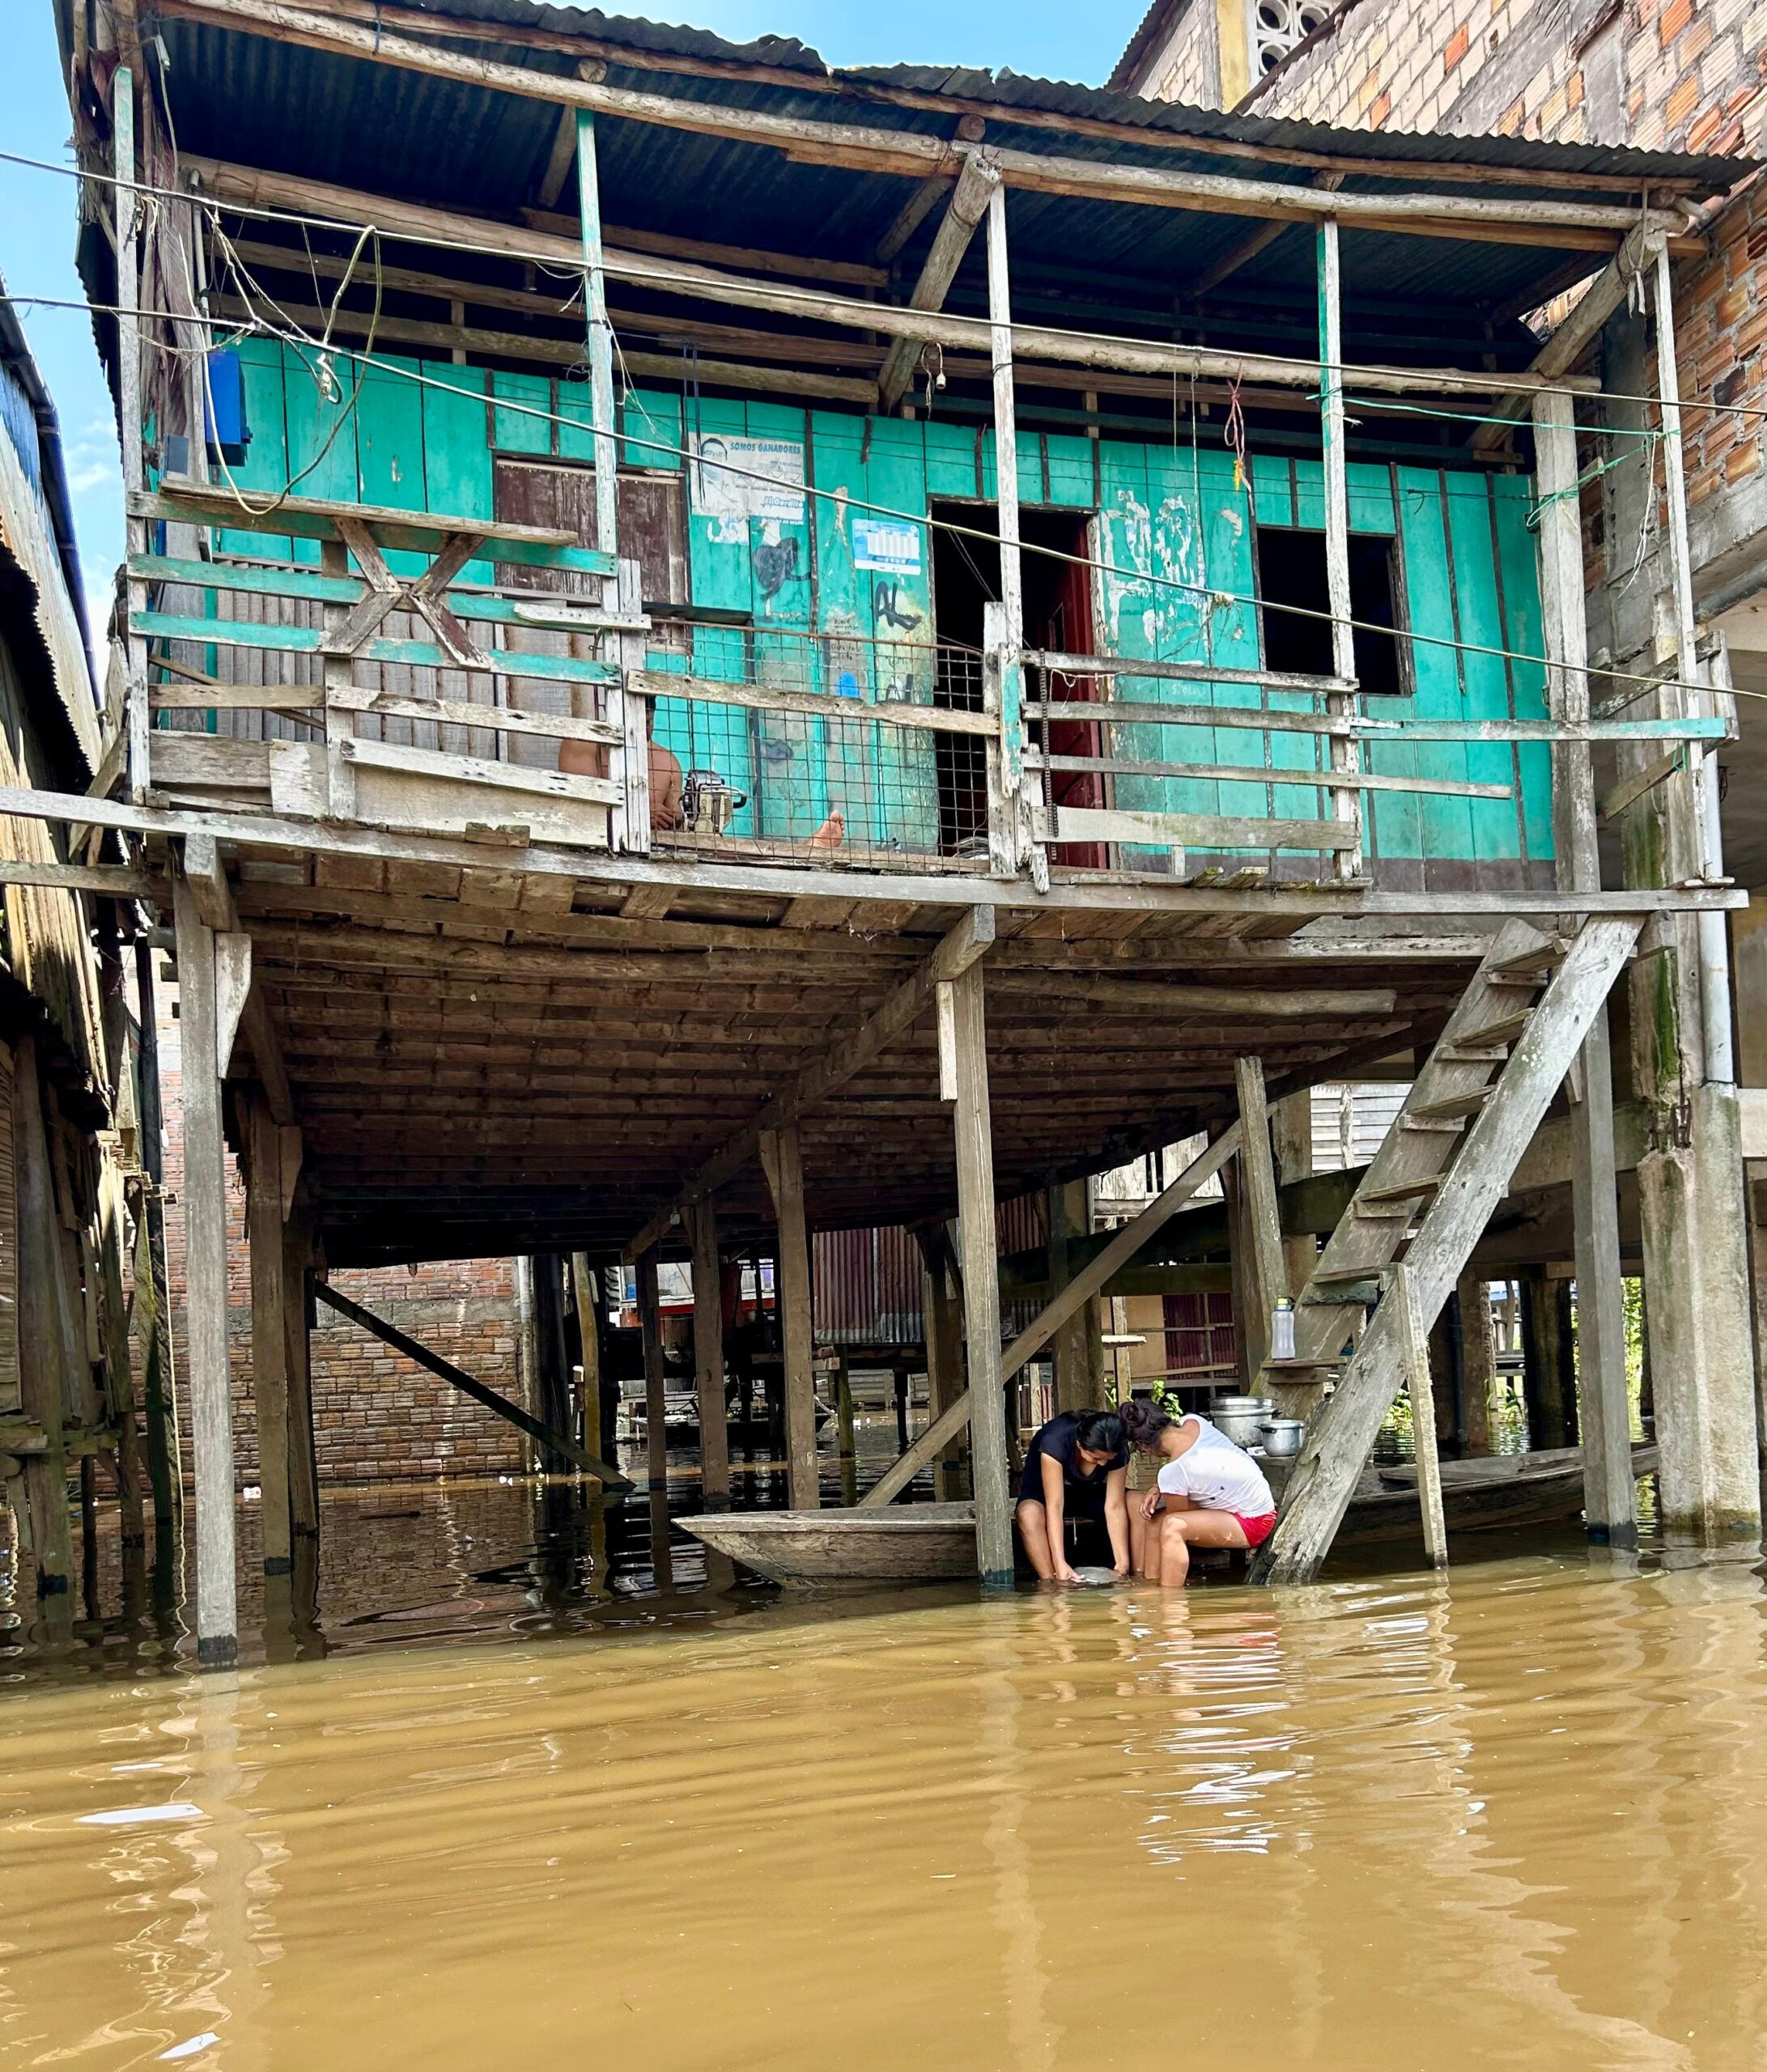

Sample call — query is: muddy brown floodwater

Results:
[4,1478,1767,2072]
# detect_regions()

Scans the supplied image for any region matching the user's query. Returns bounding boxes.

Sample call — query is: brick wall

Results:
[155,992,533,1488]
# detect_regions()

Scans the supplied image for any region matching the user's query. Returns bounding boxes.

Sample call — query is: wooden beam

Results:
[626,907,996,1256]
[314,1280,629,1484]
[1395,1262,1448,1566]
[0,860,155,897]
[860,1123,1244,1508]
[949,966,1010,1582]
[525,206,890,288]
[181,834,298,1124]
[875,174,950,263]
[172,868,240,1666]
[535,59,605,209]
[687,1200,729,1508]
[877,149,999,412]
[987,974,1397,1017]
[168,4,1684,249]
[759,1126,818,1509]
[185,157,1627,394]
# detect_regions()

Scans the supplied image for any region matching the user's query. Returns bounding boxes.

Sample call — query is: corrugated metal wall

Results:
[813,1191,1047,1345]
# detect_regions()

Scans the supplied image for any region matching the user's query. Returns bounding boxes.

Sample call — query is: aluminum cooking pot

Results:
[1210,1395,1274,1446]
[1260,1417,1306,1459]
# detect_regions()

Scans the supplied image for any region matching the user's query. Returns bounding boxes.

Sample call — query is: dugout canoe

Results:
[677,1443,1658,1584]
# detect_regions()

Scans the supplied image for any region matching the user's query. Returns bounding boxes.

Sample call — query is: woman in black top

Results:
[1014,1408,1130,1582]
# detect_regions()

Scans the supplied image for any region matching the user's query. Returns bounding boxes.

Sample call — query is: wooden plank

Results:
[147,473,586,550]
[688,1200,729,1507]
[1027,651,1355,695]
[987,973,1395,1016]
[341,733,621,807]
[629,669,996,737]
[132,608,620,685]
[1040,805,1359,852]
[949,966,1011,1582]
[330,686,622,748]
[0,860,156,896]
[626,906,996,1255]
[246,1093,293,1575]
[759,1125,818,1510]
[172,871,240,1665]
[1025,750,1511,800]
[314,1280,628,1484]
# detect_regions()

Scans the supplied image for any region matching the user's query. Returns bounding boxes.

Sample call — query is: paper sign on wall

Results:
[689,434,805,523]
[852,516,923,575]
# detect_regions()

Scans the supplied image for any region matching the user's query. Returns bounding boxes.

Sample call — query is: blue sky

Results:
[0,2,1148,631]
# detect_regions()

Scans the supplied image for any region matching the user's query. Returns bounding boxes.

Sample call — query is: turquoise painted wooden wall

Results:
[215,337,1553,871]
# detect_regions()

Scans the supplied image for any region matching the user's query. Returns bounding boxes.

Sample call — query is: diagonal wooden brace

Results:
[325,518,493,669]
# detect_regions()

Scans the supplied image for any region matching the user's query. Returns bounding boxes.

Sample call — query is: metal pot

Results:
[1260,1418,1306,1459]
[1211,1395,1274,1446]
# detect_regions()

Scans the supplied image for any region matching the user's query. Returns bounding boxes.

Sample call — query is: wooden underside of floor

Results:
[203,846,1497,1266]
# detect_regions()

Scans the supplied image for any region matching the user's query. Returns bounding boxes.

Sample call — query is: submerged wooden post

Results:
[11,1036,75,1626]
[759,1125,818,1509]
[1520,1274,1578,1450]
[245,1093,292,1576]
[172,867,239,1666]
[284,1207,320,1544]
[949,965,1013,1582]
[915,1227,970,1498]
[1455,1270,1496,1458]
[570,1254,613,1467]
[1533,392,1634,1543]
[1316,216,1363,881]
[132,938,182,1536]
[1395,1267,1449,1568]
[687,1201,730,1509]
[635,1248,669,1497]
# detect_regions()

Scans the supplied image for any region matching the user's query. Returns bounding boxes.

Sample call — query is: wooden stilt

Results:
[1047,1179,1102,1413]
[13,1034,75,1632]
[759,1125,818,1509]
[284,1207,320,1542]
[1272,1092,1319,1309]
[686,1202,730,1509]
[246,1093,293,1575]
[835,1359,856,1506]
[1395,1266,1449,1568]
[1456,1270,1496,1458]
[1235,1056,1287,1377]
[1534,392,1635,1545]
[172,865,240,1667]
[635,1248,669,1497]
[1521,1274,1578,1450]
[915,1227,969,1499]
[570,1254,614,1471]
[132,939,182,1536]
[949,964,1012,1582]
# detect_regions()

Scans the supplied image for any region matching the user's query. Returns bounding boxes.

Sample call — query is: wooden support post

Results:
[1235,1057,1287,1377]
[1395,1266,1449,1567]
[983,184,1033,884]
[246,1093,292,1575]
[1272,1091,1319,1303]
[635,1248,669,1497]
[877,150,999,413]
[114,66,152,803]
[172,865,239,1667]
[949,965,1012,1582]
[759,1125,818,1509]
[687,1200,730,1509]
[132,939,182,1535]
[915,1228,969,1499]
[570,1254,613,1472]
[1534,391,1635,1543]
[12,1036,74,1627]
[532,1255,576,1474]
[1316,217,1363,881]
[835,1357,856,1505]
[1521,1274,1578,1450]
[1456,1270,1496,1458]
[284,1211,320,1543]
[1047,1178,1103,1413]
[574,110,621,600]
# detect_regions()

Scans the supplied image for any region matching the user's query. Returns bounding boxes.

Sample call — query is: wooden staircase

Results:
[1250,914,1643,1585]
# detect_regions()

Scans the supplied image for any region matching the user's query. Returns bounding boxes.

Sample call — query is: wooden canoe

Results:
[677,1444,1659,1585]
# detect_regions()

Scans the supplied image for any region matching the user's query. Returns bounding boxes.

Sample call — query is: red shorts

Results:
[1235,1511,1278,1549]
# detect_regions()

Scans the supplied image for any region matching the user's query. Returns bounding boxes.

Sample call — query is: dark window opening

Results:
[929,501,1102,862]
[1255,526,1408,699]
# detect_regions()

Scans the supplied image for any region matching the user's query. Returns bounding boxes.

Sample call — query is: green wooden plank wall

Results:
[206,338,1553,868]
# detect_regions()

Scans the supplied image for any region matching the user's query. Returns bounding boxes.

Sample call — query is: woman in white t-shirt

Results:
[1119,1399,1278,1586]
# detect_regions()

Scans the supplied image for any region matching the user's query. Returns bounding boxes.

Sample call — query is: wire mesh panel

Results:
[644,621,993,869]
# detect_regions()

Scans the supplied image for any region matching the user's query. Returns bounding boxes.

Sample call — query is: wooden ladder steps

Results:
[1409,1087,1493,1123]
[1359,1175,1444,1208]
[1449,1009,1534,1053]
[1488,940,1569,981]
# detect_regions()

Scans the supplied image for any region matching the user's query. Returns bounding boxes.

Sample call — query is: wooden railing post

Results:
[983,185,1037,885]
[1316,218,1364,881]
